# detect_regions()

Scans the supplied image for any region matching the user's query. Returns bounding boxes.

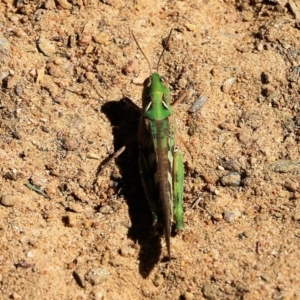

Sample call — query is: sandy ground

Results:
[1,0,300,299]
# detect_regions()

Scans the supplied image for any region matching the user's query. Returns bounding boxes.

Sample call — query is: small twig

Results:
[95,134,138,178]
[191,197,203,208]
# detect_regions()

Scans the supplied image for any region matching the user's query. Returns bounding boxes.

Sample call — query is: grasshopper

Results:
[97,30,184,259]
[132,30,184,259]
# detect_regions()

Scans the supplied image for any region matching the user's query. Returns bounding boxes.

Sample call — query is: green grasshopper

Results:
[132,30,184,259]
[97,30,184,259]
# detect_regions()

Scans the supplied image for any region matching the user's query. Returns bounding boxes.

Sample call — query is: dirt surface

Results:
[1,0,300,299]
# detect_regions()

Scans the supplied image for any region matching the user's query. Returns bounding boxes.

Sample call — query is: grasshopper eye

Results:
[160,76,169,87]
[144,77,151,87]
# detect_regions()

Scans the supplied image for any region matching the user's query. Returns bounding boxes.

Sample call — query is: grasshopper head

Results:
[142,73,173,120]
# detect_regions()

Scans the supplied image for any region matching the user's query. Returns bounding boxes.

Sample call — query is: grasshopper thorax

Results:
[142,72,173,121]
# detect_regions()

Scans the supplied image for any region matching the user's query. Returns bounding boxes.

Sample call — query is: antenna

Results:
[131,31,152,74]
[157,28,173,73]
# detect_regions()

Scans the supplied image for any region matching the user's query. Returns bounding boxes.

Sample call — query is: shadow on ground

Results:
[101,98,162,277]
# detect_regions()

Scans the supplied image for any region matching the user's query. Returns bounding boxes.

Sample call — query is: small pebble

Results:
[31,173,47,187]
[211,67,220,77]
[67,262,75,270]
[178,78,188,88]
[92,289,106,300]
[78,34,91,46]
[85,267,109,285]
[119,246,135,257]
[132,76,145,85]
[56,0,72,9]
[0,194,16,207]
[257,43,264,51]
[212,213,223,221]
[188,95,207,113]
[185,23,198,31]
[223,210,241,223]
[11,293,21,300]
[221,78,235,94]
[68,202,83,213]
[27,248,38,258]
[92,32,110,45]
[220,172,241,187]
[183,291,194,300]
[67,213,78,227]
[237,127,252,144]
[72,189,88,202]
[268,160,300,173]
[37,37,56,56]
[85,71,95,81]
[122,59,138,75]
[284,180,299,192]
[242,11,253,22]
[202,283,219,300]
[99,205,113,214]
[63,139,79,151]
[14,84,23,96]
[44,182,57,196]
[85,44,94,53]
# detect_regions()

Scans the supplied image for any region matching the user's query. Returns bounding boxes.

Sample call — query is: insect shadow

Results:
[101,98,162,277]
